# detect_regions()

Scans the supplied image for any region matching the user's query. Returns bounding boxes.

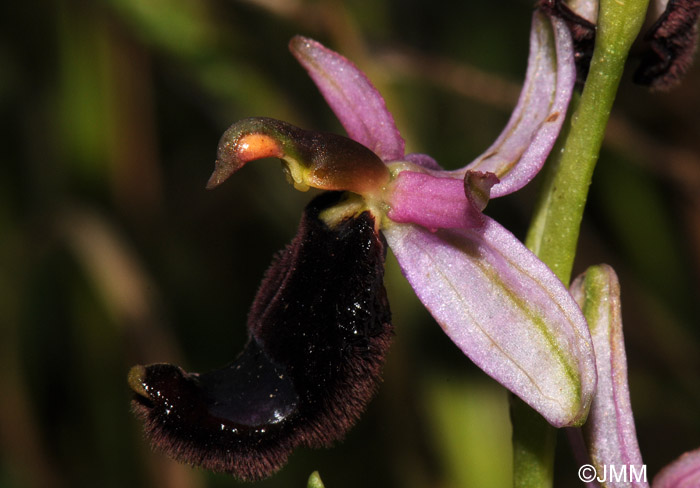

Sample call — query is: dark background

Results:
[1,0,699,487]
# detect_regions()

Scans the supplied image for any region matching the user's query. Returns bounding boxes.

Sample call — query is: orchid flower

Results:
[128,11,598,480]
[571,264,700,488]
[275,11,596,428]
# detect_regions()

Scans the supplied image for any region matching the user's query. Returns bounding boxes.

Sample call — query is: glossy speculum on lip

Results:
[129,192,392,481]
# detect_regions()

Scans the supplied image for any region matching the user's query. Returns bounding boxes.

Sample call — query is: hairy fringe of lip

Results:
[129,192,393,481]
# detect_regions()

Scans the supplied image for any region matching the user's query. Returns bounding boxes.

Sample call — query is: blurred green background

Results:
[1,1,699,487]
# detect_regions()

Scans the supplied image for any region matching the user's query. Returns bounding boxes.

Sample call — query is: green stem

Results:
[526,0,651,283]
[511,397,556,488]
[513,0,650,486]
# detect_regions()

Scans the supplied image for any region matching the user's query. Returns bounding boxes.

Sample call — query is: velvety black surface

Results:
[131,192,392,480]
[634,0,700,89]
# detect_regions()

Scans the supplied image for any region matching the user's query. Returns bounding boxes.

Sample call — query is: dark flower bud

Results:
[634,0,700,90]
[540,0,700,90]
[128,192,392,480]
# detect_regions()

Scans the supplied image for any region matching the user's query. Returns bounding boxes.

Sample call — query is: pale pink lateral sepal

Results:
[383,217,596,427]
[571,265,648,488]
[289,36,405,162]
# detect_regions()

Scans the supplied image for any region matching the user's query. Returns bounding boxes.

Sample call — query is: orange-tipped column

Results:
[207,117,390,198]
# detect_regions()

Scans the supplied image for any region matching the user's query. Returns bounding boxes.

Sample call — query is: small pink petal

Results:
[386,171,485,230]
[404,152,443,171]
[571,265,647,488]
[383,218,596,427]
[289,36,405,162]
[653,447,700,488]
[445,12,576,198]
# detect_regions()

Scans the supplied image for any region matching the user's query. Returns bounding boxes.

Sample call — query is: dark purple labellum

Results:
[538,0,597,85]
[634,0,700,90]
[129,192,392,480]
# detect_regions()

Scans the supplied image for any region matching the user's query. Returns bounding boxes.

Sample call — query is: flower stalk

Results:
[514,0,651,486]
[527,0,651,284]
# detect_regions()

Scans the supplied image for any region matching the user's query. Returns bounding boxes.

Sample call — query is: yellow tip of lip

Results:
[127,365,149,398]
